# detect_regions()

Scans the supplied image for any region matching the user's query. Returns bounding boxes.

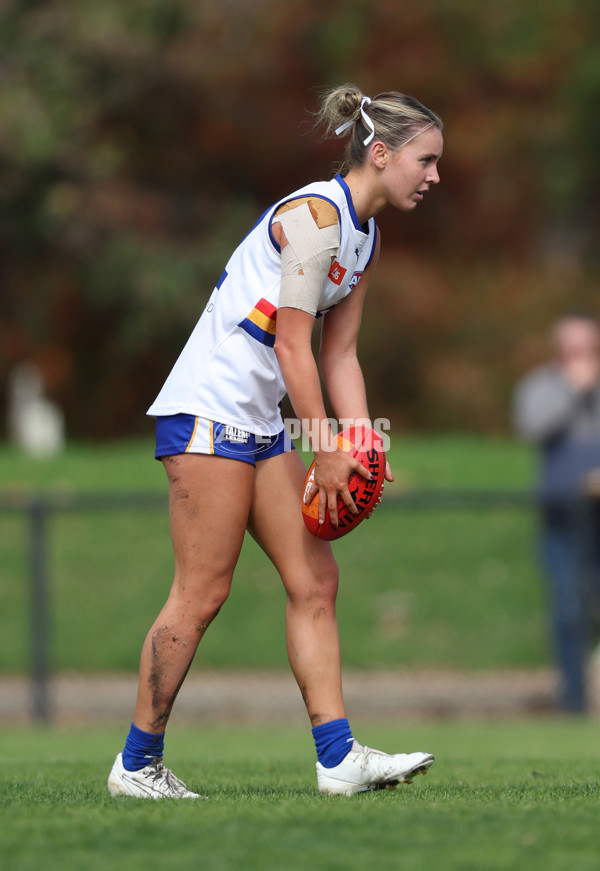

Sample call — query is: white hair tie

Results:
[335,96,375,146]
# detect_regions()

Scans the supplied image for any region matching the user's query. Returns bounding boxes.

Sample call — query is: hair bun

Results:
[320,83,365,129]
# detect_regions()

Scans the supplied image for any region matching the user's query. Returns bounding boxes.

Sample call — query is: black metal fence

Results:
[0,491,165,723]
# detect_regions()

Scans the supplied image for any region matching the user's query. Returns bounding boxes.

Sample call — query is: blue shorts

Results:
[154,413,294,466]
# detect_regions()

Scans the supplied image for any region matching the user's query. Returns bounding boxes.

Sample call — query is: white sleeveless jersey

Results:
[147,173,378,435]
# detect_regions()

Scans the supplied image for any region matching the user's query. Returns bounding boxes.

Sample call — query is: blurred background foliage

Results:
[1,0,600,438]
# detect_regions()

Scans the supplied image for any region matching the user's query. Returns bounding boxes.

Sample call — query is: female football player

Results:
[108,84,443,798]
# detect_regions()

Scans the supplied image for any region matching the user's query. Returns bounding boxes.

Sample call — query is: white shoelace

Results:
[147,758,188,793]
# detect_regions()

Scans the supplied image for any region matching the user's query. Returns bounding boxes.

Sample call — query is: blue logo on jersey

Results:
[348,271,363,291]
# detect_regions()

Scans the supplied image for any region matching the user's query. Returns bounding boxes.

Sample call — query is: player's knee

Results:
[320,559,340,601]
[170,572,232,629]
[289,558,339,608]
[195,582,231,625]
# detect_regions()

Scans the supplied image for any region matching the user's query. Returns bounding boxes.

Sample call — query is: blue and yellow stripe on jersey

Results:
[238,297,277,347]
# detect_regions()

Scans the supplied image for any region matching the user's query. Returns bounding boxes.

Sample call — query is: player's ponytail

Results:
[316,83,442,172]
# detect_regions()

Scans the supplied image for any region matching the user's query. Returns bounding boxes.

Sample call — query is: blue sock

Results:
[122,722,165,772]
[312,718,354,768]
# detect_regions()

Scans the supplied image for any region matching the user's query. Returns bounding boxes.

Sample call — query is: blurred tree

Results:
[0,0,599,437]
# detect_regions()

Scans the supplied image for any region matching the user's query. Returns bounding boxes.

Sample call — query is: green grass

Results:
[1,720,599,871]
[0,436,547,673]
[0,438,165,492]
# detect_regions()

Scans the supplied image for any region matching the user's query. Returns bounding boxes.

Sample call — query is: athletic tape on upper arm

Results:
[273,202,340,316]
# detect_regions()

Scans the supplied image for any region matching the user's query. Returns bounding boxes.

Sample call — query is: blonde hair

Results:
[317,83,443,172]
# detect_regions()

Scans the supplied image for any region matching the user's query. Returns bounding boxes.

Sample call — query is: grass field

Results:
[1,438,598,868]
[1,720,599,871]
[0,435,549,673]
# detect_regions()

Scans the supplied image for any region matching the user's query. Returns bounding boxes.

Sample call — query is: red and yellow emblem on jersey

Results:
[239,297,278,347]
[328,260,347,286]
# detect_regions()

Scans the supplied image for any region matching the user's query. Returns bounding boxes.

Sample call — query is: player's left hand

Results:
[384,460,394,483]
[307,447,370,528]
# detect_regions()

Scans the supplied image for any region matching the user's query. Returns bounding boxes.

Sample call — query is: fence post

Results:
[29,498,52,725]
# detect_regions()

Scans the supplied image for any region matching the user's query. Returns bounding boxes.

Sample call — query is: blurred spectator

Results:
[7,361,65,458]
[513,314,600,712]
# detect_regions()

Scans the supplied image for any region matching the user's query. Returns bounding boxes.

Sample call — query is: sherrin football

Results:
[301,425,386,540]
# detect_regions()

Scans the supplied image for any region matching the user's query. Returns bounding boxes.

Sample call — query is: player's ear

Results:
[370,141,389,170]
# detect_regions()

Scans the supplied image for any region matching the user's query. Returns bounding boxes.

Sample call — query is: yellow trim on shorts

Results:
[209,419,214,454]
[185,416,199,453]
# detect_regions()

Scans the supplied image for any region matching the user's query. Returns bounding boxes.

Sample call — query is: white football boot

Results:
[316,742,434,795]
[108,752,203,799]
